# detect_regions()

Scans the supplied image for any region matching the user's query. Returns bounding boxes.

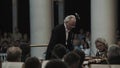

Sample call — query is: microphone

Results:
[75,13,80,20]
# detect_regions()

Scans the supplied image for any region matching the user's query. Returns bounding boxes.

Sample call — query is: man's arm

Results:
[45,29,58,60]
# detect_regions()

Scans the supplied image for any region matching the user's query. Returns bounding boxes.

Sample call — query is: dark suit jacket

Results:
[45,24,74,60]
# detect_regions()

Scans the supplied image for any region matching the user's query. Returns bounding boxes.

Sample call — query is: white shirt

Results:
[64,23,70,45]
[82,48,90,56]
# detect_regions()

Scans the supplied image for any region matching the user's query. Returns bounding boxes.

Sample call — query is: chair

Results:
[0,53,7,62]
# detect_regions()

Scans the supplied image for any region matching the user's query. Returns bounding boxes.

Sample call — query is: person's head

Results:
[95,37,108,52]
[51,44,67,59]
[24,57,41,68]
[107,45,120,64]
[73,39,80,46]
[83,41,89,49]
[63,52,80,68]
[6,46,22,62]
[73,49,85,66]
[14,40,21,47]
[80,37,86,45]
[1,40,9,47]
[85,31,90,37]
[45,59,68,68]
[64,15,76,30]
[79,28,84,34]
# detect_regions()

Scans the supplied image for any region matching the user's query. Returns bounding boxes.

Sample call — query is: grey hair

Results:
[95,37,108,49]
[64,15,76,23]
[7,46,22,62]
[108,44,120,58]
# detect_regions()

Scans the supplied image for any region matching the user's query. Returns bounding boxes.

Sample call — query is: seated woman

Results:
[95,37,108,58]
[82,41,90,56]
[89,44,120,64]
[50,44,67,59]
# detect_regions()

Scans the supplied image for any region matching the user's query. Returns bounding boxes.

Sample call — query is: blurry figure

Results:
[73,39,80,50]
[1,32,11,43]
[0,31,2,43]
[14,40,21,47]
[78,28,85,41]
[12,27,22,41]
[116,29,120,39]
[116,38,120,47]
[20,43,30,62]
[82,41,90,56]
[0,40,9,53]
[22,33,30,45]
[85,31,91,46]
[22,33,28,42]
[79,38,86,49]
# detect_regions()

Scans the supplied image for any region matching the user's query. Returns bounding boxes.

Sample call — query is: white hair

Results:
[64,15,76,23]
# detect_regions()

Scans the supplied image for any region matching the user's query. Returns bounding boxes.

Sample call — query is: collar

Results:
[64,23,70,32]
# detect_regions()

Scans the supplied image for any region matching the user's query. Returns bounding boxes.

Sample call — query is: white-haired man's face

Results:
[66,18,76,30]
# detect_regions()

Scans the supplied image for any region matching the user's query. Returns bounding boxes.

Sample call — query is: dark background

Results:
[0,0,120,35]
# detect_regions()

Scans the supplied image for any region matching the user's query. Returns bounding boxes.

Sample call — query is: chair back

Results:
[2,62,23,68]
[0,53,7,62]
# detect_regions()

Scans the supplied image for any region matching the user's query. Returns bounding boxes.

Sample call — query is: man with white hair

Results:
[46,15,76,60]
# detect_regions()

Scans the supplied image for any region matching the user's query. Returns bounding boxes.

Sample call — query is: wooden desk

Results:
[90,64,120,68]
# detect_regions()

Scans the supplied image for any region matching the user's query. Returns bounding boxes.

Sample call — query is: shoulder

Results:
[53,24,65,31]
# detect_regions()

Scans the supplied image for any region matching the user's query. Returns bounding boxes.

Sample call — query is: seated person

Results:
[82,41,90,56]
[6,46,22,62]
[90,45,120,64]
[95,37,108,58]
[51,44,67,59]
[45,59,68,68]
[73,49,85,68]
[23,57,41,68]
[63,52,80,68]
[107,45,120,64]
[2,46,23,68]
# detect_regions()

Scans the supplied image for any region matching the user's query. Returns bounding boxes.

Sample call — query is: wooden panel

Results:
[2,62,23,68]
[90,64,120,68]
